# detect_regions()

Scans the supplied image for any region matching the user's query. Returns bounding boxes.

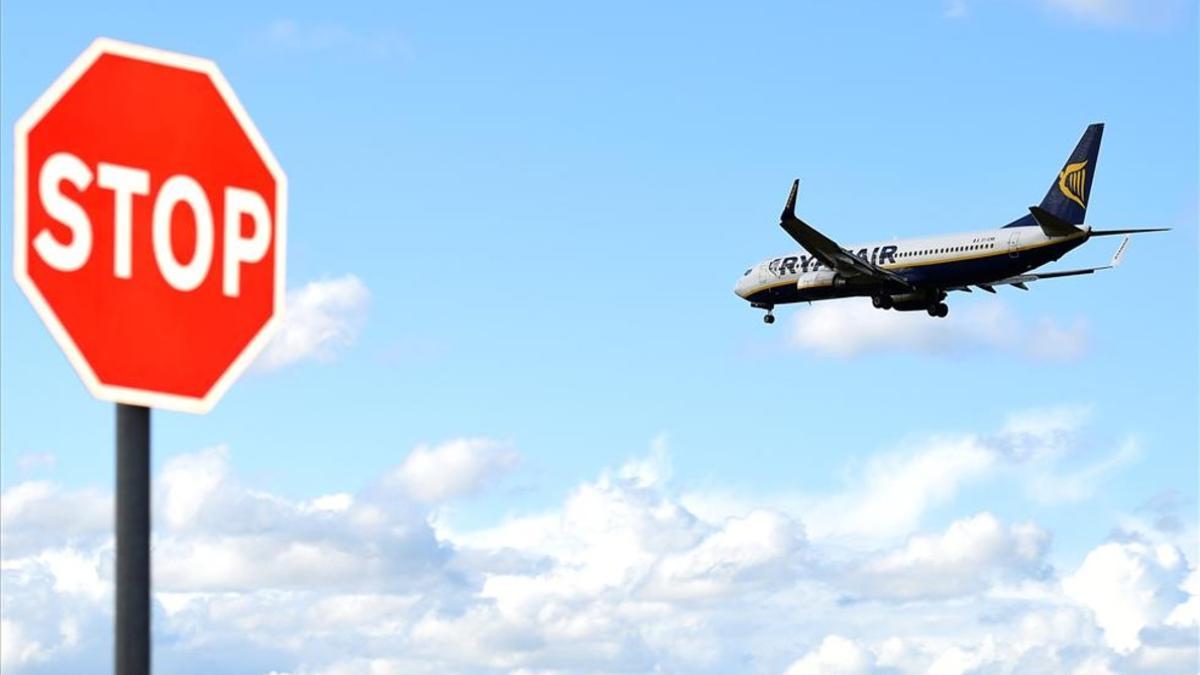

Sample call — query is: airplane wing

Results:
[778,180,911,288]
[979,236,1131,292]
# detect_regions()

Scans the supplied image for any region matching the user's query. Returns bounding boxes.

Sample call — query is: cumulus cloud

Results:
[257,275,369,371]
[2,426,1196,674]
[1063,541,1191,653]
[387,438,519,503]
[784,635,875,674]
[790,299,1087,360]
[853,513,1050,600]
[0,481,111,555]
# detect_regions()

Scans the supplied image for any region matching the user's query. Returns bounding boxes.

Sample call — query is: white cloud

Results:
[644,509,804,601]
[257,275,369,371]
[784,635,875,675]
[854,513,1050,600]
[2,426,1195,674]
[387,438,519,503]
[1165,568,1200,629]
[0,481,111,555]
[0,619,47,670]
[686,403,1131,542]
[802,436,997,539]
[789,299,1087,360]
[159,445,232,530]
[1026,436,1140,504]
[998,404,1093,462]
[1063,541,1190,653]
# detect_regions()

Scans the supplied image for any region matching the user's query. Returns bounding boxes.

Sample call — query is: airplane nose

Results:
[734,277,749,299]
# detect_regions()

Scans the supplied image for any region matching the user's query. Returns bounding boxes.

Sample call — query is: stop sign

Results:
[13,38,286,413]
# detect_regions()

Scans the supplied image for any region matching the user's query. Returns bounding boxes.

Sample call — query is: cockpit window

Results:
[743,269,752,276]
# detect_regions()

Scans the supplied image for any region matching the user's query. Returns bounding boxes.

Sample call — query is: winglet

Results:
[1110,236,1131,268]
[781,179,800,222]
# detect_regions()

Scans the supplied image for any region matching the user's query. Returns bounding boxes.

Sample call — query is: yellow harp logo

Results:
[1058,160,1088,209]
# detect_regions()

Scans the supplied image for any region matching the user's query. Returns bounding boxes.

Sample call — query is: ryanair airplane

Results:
[735,123,1166,323]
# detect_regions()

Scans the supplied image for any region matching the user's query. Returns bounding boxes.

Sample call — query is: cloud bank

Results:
[2,416,1195,674]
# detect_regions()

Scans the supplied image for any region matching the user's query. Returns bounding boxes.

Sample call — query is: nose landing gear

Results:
[763,312,775,324]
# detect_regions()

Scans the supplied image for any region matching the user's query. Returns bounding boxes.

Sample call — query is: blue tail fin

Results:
[1039,123,1103,224]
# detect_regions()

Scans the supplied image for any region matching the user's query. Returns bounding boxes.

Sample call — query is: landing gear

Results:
[871,294,893,310]
[927,302,949,318]
[752,302,776,324]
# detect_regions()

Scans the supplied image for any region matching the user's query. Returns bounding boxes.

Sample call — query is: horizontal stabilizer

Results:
[991,236,1131,289]
[1090,227,1170,236]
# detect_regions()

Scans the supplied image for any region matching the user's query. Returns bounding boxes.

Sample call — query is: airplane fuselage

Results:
[734,224,1089,307]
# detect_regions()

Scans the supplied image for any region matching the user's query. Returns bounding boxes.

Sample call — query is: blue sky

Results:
[1,1,1197,673]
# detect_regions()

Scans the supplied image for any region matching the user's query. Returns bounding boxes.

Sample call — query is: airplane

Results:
[734,123,1167,323]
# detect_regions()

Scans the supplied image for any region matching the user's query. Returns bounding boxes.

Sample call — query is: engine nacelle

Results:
[888,290,946,311]
[797,270,848,290]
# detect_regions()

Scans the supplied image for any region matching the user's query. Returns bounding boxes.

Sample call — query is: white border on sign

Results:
[13,37,288,415]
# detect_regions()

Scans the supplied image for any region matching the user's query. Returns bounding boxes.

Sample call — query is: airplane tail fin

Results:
[1037,123,1103,226]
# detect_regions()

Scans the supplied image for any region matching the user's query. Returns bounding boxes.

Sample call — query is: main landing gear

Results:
[753,302,776,324]
[927,302,949,318]
[871,294,894,310]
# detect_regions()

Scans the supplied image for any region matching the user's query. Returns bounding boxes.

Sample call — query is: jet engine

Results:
[885,290,949,315]
[796,270,847,290]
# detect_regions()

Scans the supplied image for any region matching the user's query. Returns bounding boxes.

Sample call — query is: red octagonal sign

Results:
[14,39,287,413]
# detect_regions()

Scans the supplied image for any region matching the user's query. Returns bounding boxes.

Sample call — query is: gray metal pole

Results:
[116,403,150,675]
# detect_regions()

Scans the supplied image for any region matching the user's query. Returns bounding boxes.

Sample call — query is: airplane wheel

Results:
[763,314,775,324]
[927,305,939,317]
[872,295,884,308]
[936,303,949,318]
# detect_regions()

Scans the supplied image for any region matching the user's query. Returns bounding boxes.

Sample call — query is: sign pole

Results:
[115,403,151,675]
